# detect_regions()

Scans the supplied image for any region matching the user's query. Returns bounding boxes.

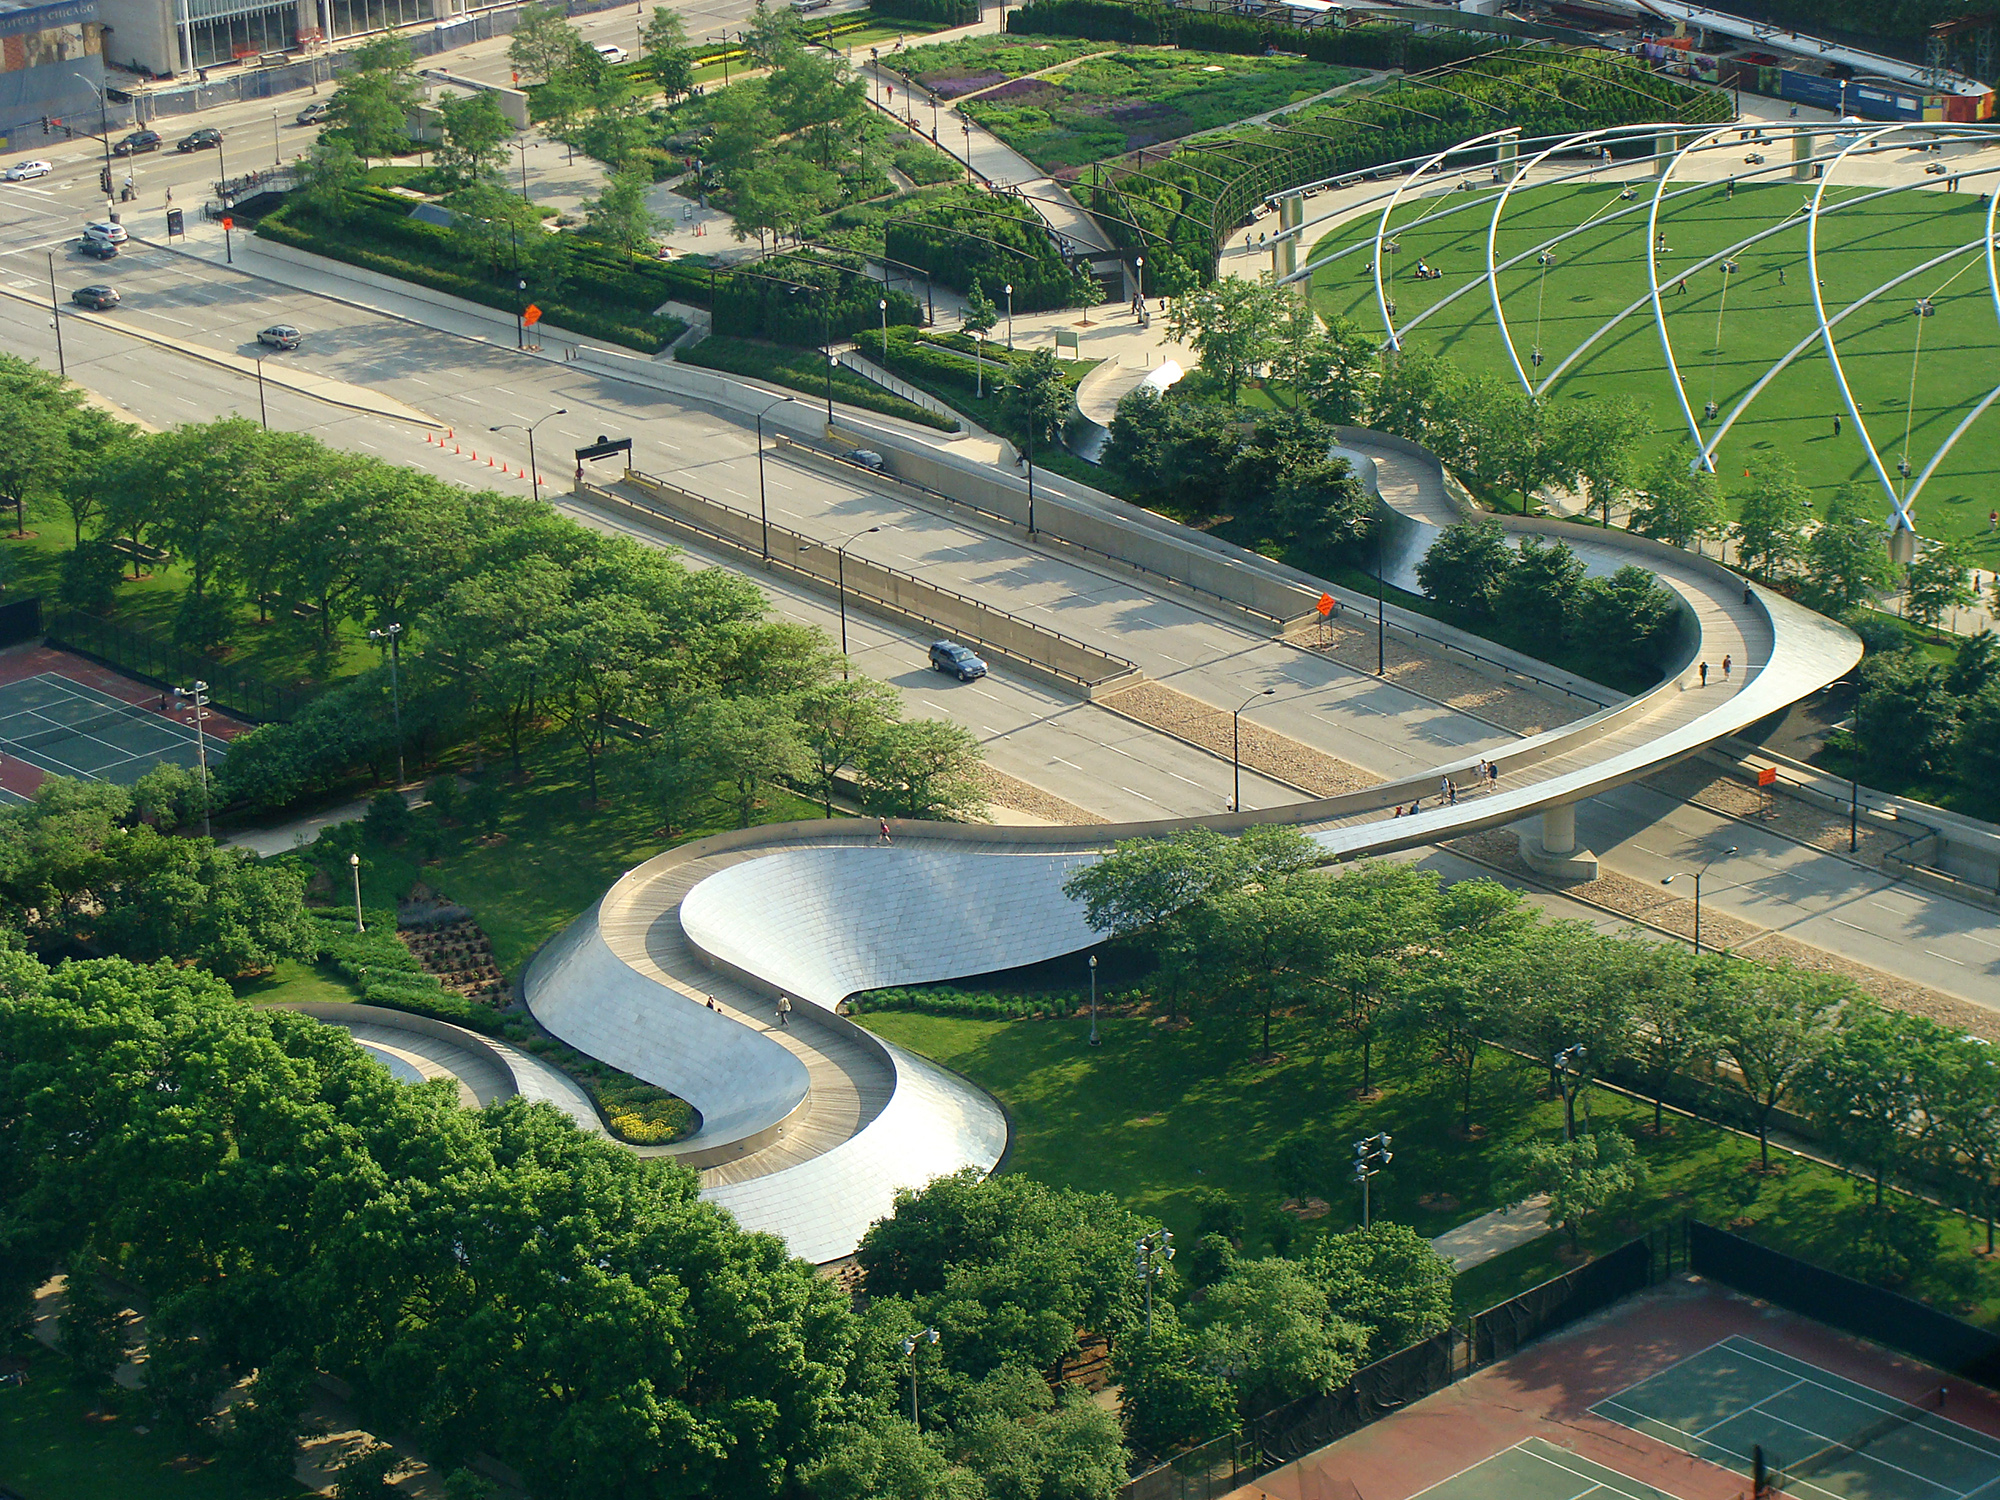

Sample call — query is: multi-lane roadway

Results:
[0,48,1996,1005]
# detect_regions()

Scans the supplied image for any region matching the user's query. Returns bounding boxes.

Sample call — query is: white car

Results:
[4,160,51,182]
[84,220,128,244]
[592,41,628,64]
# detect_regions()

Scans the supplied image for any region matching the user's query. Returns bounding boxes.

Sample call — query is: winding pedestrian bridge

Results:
[524,424,1860,1265]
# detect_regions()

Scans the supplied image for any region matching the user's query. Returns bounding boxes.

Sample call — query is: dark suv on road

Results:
[928,641,987,681]
[113,129,162,155]
[176,128,222,152]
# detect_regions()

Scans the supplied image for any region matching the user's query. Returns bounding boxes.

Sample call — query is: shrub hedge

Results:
[884,188,1093,310]
[1006,1,1499,70]
[257,189,690,353]
[678,334,960,431]
[850,984,1102,1019]
[875,0,978,24]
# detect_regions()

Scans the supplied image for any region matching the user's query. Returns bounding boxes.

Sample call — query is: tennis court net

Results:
[1754,1386,1946,1496]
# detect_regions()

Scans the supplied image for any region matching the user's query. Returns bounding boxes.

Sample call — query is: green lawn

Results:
[860,1008,2000,1321]
[234,958,367,1008]
[0,1336,311,1500]
[962,49,1366,173]
[1309,177,2000,562]
[3,494,373,693]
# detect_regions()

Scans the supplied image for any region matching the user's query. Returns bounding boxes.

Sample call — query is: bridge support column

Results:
[1792,128,1816,181]
[1499,137,1519,181]
[1517,802,1600,881]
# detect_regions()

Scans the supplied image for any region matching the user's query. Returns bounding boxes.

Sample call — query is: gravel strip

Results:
[1096,679,1381,798]
[1440,829,1995,1040]
[1287,621,1569,735]
[974,763,1108,825]
[1641,760,1912,866]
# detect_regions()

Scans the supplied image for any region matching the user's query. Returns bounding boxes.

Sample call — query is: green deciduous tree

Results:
[1707,962,1842,1170]
[1503,1128,1644,1251]
[1802,485,1896,616]
[1165,277,1285,404]
[582,166,667,253]
[1417,518,1512,618]
[1573,565,1680,668]
[56,1266,124,1400]
[1001,347,1071,450]
[1906,539,1976,637]
[1856,647,1960,782]
[433,90,514,190]
[1304,1222,1454,1357]
[797,677,899,815]
[1731,453,1809,577]
[1802,1000,1950,1205]
[1193,1258,1369,1414]
[327,36,419,165]
[1956,682,2000,816]
[1628,447,1724,550]
[1566,396,1649,527]
[507,2,586,83]
[860,718,986,820]
[641,7,694,99]
[1492,535,1585,643]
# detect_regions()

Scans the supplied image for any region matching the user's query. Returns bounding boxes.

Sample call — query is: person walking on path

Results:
[777,994,793,1028]
[1699,661,1710,686]
[1487,761,1499,788]
[1722,654,1732,682]
[878,818,892,845]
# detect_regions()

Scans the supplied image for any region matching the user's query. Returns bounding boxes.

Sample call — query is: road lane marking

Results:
[1051,756,1083,769]
[1924,949,1966,966]
[1830,918,1868,932]
[1120,786,1156,803]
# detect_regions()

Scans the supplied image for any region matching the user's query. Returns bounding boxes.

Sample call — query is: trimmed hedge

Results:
[862,324,1014,397]
[257,190,690,353]
[883,188,1093,310]
[850,984,1099,1019]
[1002,0,1496,69]
[678,334,960,431]
[875,0,978,23]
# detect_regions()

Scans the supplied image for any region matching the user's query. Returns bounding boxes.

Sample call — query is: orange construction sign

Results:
[522,304,543,326]
[1756,766,1777,787]
[1316,592,1334,617]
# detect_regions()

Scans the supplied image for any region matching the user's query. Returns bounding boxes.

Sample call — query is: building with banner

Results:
[0,0,106,150]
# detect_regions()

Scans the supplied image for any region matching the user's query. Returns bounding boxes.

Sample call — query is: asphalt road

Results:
[0,40,1996,1004]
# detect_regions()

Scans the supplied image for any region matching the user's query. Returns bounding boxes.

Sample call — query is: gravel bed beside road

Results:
[1096,679,1381,799]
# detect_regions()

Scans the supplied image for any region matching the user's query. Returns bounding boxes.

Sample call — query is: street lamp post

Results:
[962,120,972,185]
[489,407,567,503]
[1134,254,1144,315]
[823,524,883,673]
[1231,687,1275,812]
[754,395,794,561]
[1004,281,1014,349]
[175,680,212,838]
[255,356,267,429]
[1353,1132,1393,1227]
[72,74,114,220]
[349,851,364,933]
[1088,952,1099,1046]
[825,351,837,427]
[1375,527,1386,676]
[901,1329,939,1428]
[46,251,64,377]
[368,623,404,784]
[1024,405,1036,537]
[878,296,888,359]
[1135,1229,1174,1333]
[1552,1044,1587,1142]
[1661,846,1737,956]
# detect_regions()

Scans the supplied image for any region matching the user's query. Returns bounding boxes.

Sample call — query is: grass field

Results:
[1308,175,2000,564]
[859,1007,2000,1320]
[0,1335,311,1500]
[961,48,1366,173]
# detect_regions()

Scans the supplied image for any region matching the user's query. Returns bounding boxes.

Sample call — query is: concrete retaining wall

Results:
[607,472,1139,696]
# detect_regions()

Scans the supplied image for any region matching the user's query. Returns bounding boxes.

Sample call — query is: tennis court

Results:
[1594,1335,2000,1500]
[1411,1438,1685,1500]
[0,672,229,800]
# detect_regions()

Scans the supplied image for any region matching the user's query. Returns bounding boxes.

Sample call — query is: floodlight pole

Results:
[1353,1132,1393,1227]
[1135,1229,1174,1333]
[175,680,213,839]
[368,623,404,784]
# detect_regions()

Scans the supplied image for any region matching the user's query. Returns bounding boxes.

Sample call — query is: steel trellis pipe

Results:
[1375,126,1522,350]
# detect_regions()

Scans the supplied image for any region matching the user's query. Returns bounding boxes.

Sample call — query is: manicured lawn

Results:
[0,1335,311,1500]
[860,1007,2000,1321]
[234,958,367,1008]
[962,49,1366,173]
[1309,178,2000,563]
[275,737,840,977]
[3,495,373,693]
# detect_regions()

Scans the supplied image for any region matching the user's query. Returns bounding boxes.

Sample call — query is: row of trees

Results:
[0,357,984,822]
[1416,520,1683,676]
[1847,626,2000,812]
[7,948,1468,1497]
[1063,833,2000,1243]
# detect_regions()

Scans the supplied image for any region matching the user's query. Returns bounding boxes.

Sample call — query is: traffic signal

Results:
[99,166,112,195]
[39,115,48,135]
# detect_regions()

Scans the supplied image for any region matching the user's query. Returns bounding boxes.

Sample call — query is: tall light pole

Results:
[72,73,113,220]
[1375,526,1386,676]
[962,120,972,185]
[490,407,566,502]
[368,623,404,784]
[1087,952,1099,1047]
[754,395,794,561]
[1003,281,1014,350]
[1135,1229,1174,1333]
[46,251,64,377]
[878,296,888,359]
[804,525,884,675]
[825,351,837,427]
[901,1328,939,1428]
[1231,687,1275,812]
[255,356,267,429]
[176,680,212,838]
[349,851,364,933]
[1353,1133,1392,1227]
[1134,254,1144,313]
[1552,1044,1587,1142]
[1661,846,1737,956]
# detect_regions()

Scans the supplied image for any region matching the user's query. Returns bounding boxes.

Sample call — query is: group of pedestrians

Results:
[1696,654,1733,687]
[1389,758,1501,818]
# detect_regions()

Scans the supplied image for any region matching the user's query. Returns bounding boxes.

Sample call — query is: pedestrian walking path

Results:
[1431,1195,1552,1271]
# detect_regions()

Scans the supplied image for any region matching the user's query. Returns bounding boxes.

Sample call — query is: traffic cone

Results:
[453,444,460,454]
